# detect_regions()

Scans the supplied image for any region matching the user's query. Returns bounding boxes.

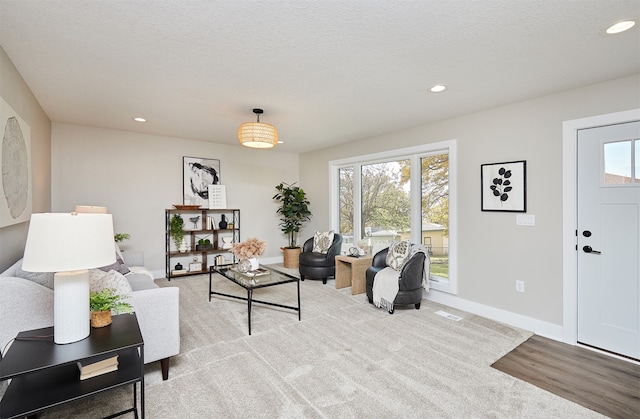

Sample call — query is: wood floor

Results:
[492,335,640,419]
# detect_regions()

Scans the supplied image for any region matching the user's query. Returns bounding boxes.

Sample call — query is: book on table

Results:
[77,353,119,378]
[80,363,119,380]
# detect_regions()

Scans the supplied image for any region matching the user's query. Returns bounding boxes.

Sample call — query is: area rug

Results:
[34,268,602,418]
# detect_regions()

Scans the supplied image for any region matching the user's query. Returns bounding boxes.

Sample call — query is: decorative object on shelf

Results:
[215,255,227,265]
[189,257,202,272]
[170,214,185,250]
[189,215,200,229]
[238,108,278,149]
[221,236,233,249]
[481,160,527,212]
[22,212,116,344]
[273,182,312,268]
[183,156,220,207]
[173,204,201,210]
[208,184,227,209]
[196,237,213,250]
[175,262,183,270]
[89,288,133,328]
[219,214,228,229]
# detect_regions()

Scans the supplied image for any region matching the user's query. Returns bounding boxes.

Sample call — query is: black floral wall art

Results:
[481,160,526,212]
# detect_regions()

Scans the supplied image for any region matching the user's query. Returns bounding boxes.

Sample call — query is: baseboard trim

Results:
[426,290,564,342]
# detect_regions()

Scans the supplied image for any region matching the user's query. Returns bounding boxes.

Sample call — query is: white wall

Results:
[0,46,51,271]
[51,124,299,274]
[299,74,640,329]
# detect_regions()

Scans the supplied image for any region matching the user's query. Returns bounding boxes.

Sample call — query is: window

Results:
[330,140,457,294]
[603,139,639,185]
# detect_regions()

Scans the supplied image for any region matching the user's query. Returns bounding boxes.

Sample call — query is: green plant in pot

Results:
[197,238,212,250]
[114,233,130,243]
[170,214,185,251]
[273,182,312,268]
[89,288,133,328]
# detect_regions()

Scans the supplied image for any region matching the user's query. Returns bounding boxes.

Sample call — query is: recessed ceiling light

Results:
[277,140,284,144]
[133,117,147,122]
[430,84,446,93]
[606,20,636,34]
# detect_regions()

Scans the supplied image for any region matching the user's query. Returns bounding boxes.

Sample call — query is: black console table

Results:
[0,314,144,419]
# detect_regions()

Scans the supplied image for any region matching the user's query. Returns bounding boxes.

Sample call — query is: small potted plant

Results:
[114,233,130,243]
[196,238,213,250]
[273,182,312,268]
[89,288,134,328]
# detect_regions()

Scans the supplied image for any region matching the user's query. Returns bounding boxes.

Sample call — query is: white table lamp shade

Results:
[21,213,116,344]
[22,213,115,272]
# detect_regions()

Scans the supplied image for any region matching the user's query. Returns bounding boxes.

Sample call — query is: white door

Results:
[577,121,640,360]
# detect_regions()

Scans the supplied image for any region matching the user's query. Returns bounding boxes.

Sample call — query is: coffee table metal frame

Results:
[209,265,301,335]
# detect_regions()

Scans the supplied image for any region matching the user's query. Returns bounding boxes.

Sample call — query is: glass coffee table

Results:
[209,265,301,335]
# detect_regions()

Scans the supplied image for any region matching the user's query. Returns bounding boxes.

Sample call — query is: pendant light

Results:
[238,108,278,148]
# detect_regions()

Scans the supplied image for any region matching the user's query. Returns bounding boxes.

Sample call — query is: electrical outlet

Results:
[516,280,525,293]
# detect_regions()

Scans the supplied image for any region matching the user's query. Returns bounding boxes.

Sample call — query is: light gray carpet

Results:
[36,265,603,418]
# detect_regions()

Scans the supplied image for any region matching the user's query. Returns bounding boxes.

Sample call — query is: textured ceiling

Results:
[0,0,638,153]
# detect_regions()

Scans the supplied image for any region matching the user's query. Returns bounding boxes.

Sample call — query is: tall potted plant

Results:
[273,182,312,268]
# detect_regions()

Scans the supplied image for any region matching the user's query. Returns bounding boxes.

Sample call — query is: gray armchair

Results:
[365,246,426,313]
[299,234,343,284]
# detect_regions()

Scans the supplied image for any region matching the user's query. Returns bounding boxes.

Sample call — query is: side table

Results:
[335,255,373,295]
[0,314,144,419]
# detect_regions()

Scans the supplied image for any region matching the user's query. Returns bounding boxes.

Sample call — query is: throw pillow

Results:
[89,269,133,298]
[385,240,411,271]
[98,253,131,275]
[313,230,335,254]
[15,260,55,289]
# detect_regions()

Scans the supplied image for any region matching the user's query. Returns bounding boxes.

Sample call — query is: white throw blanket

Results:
[372,244,430,312]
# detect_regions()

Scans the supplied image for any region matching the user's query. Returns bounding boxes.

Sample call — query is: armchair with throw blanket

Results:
[365,241,430,313]
[299,231,343,284]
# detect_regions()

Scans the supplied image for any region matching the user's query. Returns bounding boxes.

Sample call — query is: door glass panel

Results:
[361,160,410,248]
[338,167,354,247]
[604,141,631,184]
[421,154,449,279]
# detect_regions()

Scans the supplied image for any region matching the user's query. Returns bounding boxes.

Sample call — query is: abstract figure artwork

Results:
[183,157,220,207]
[481,160,526,212]
[0,97,32,228]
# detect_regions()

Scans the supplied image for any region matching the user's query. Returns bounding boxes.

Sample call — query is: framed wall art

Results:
[0,96,32,228]
[183,156,220,207]
[481,160,526,212]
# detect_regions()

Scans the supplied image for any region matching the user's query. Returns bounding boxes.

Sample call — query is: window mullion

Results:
[353,163,362,243]
[410,155,422,244]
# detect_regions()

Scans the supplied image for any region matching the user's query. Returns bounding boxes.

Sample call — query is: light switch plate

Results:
[516,214,535,226]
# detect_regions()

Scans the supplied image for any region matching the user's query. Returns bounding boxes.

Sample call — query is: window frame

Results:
[329,139,457,294]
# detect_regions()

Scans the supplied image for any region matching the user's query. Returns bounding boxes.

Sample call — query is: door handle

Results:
[582,246,602,255]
